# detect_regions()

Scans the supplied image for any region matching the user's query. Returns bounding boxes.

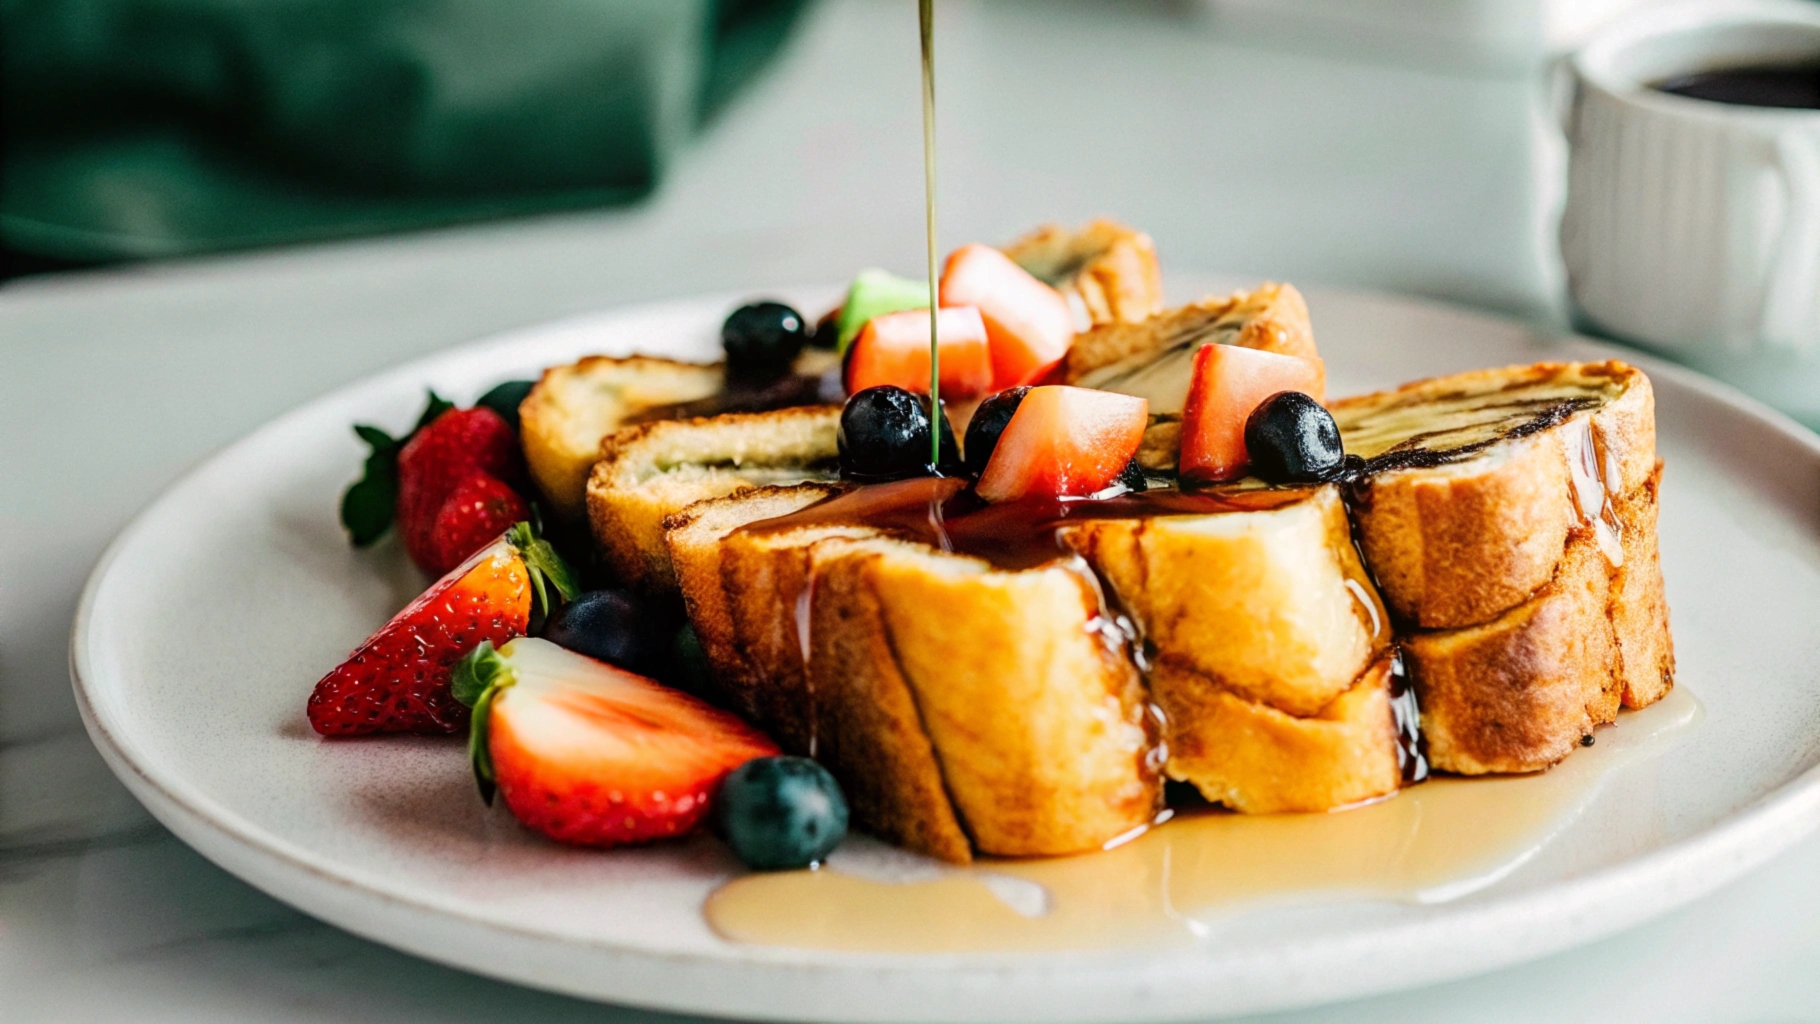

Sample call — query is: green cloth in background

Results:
[0,0,809,261]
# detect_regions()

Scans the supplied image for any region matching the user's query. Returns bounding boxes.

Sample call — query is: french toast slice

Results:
[1397,460,1667,774]
[666,486,975,861]
[520,355,724,520]
[521,350,840,522]
[1059,286,1318,471]
[673,484,1162,860]
[586,406,840,591]
[1064,486,1385,718]
[857,540,1159,857]
[1330,361,1655,629]
[1001,219,1165,327]
[1402,531,1622,774]
[664,483,840,720]
[1329,361,1673,772]
[665,478,1406,859]
[1163,655,1405,814]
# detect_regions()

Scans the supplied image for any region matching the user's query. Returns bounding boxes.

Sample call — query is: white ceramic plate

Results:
[72,282,1820,1022]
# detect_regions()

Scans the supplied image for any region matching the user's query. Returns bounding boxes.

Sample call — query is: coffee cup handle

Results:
[1763,131,1820,352]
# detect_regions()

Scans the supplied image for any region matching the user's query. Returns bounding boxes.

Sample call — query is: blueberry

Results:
[541,590,666,676]
[808,308,842,350]
[670,622,715,698]
[962,386,1030,476]
[838,386,960,481]
[716,756,849,870]
[1116,457,1149,493]
[723,301,809,381]
[1244,392,1345,484]
[476,380,536,431]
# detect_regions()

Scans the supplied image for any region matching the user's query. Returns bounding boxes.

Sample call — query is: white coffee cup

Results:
[1561,0,1820,422]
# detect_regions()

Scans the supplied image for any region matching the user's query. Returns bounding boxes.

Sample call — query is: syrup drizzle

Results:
[704,685,1702,953]
[740,476,1312,572]
[793,572,818,759]
[918,0,941,467]
[740,477,1394,841]
[1568,418,1625,566]
[1387,650,1429,784]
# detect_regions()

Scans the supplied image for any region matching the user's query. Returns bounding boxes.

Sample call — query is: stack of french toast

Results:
[516,220,1674,865]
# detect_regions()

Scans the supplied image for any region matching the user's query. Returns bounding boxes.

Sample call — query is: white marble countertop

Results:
[5,1,1819,1020]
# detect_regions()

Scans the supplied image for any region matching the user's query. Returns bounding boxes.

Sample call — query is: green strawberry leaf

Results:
[340,465,398,547]
[341,426,400,547]
[413,391,455,432]
[453,640,516,805]
[338,391,453,547]
[476,380,536,432]
[353,424,395,449]
[509,520,579,631]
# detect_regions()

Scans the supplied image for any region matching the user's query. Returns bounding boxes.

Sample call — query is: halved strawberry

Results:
[427,471,530,576]
[939,244,1076,389]
[453,637,779,847]
[396,406,522,574]
[975,386,1148,502]
[845,306,993,399]
[307,523,576,737]
[1179,344,1326,484]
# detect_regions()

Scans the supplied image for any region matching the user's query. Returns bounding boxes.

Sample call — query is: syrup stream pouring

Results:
[919,0,941,469]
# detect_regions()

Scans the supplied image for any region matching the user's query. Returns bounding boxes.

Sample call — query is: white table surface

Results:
[5,1,1819,1020]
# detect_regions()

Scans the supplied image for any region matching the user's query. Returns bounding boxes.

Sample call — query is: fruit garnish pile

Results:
[323,371,850,870]
[314,239,1348,871]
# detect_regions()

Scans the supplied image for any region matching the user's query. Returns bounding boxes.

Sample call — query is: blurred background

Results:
[1,0,1675,319]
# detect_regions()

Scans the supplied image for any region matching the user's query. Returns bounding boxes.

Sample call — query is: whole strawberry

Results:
[308,523,575,736]
[427,472,530,576]
[396,407,522,574]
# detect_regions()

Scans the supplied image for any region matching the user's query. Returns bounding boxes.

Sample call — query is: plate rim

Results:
[68,283,1820,1021]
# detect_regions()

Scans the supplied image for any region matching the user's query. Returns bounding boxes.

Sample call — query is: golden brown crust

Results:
[802,540,976,863]
[866,550,1159,857]
[1060,283,1318,387]
[664,484,839,721]
[1349,432,1577,630]
[521,355,724,520]
[1402,533,1623,775]
[1162,656,1403,813]
[1335,361,1657,629]
[586,406,840,591]
[1614,463,1675,708]
[669,477,1422,852]
[680,488,1160,860]
[717,521,878,756]
[1064,486,1385,717]
[1001,219,1164,326]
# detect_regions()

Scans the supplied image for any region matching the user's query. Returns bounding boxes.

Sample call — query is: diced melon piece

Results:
[836,270,931,352]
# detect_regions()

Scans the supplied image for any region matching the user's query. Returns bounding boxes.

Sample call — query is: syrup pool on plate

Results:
[705,686,1701,954]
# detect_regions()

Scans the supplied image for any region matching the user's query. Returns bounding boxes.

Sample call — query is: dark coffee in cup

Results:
[1655,62,1820,109]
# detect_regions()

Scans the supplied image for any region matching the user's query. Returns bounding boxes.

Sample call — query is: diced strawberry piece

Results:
[308,524,575,736]
[427,472,530,576]
[397,406,522,575]
[939,244,1076,389]
[846,306,993,399]
[976,386,1148,502]
[1179,344,1326,484]
[468,638,778,848]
